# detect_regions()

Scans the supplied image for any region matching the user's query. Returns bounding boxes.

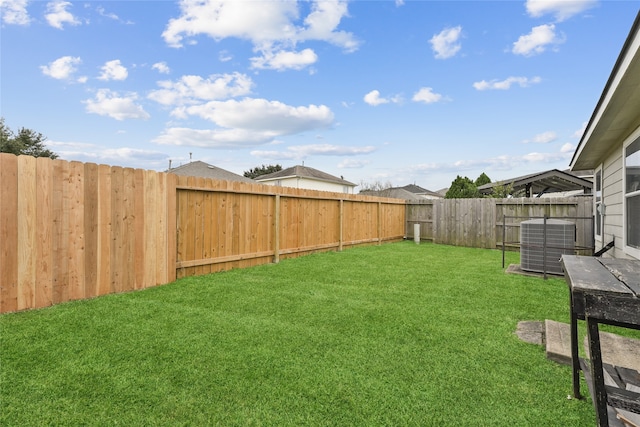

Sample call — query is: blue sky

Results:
[1,0,638,190]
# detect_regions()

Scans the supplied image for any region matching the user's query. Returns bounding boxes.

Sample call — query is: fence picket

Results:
[17,156,36,310]
[35,157,53,308]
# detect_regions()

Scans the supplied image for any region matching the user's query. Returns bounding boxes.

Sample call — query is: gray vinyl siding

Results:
[601,147,626,258]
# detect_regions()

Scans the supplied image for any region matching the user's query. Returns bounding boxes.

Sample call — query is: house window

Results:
[624,136,640,253]
[595,168,602,239]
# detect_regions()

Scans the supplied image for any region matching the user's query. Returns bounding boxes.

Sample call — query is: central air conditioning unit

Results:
[520,219,575,275]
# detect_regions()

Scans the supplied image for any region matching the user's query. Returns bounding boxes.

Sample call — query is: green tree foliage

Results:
[489,182,515,198]
[445,175,480,198]
[475,172,491,187]
[0,118,58,159]
[243,164,282,179]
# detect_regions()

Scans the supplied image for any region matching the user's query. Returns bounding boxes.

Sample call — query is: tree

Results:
[445,175,480,199]
[0,118,58,159]
[243,164,282,179]
[358,180,393,192]
[489,182,515,198]
[475,172,491,187]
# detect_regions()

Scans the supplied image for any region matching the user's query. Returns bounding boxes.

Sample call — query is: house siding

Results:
[622,125,640,259]
[601,124,640,260]
[261,177,353,194]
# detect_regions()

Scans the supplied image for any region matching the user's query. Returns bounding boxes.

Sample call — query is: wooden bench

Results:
[561,255,640,427]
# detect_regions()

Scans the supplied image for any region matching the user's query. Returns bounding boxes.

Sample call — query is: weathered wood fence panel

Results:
[0,153,176,313]
[407,197,593,253]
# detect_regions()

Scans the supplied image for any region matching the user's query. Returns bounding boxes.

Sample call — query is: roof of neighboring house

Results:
[571,11,640,171]
[167,161,254,183]
[477,169,593,197]
[398,184,443,198]
[255,165,356,186]
[359,188,424,200]
[360,184,443,200]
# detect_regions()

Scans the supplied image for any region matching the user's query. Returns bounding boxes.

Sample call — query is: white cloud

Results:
[152,62,170,74]
[339,159,371,168]
[297,0,359,52]
[251,144,375,160]
[154,127,275,148]
[573,121,587,138]
[95,6,133,25]
[412,87,443,104]
[162,0,359,68]
[45,1,80,29]
[430,26,462,59]
[180,98,334,134]
[525,0,597,22]
[251,48,318,71]
[410,148,572,175]
[289,144,376,156]
[364,90,389,106]
[522,131,557,144]
[512,24,563,56]
[95,147,167,162]
[561,143,575,153]
[473,76,542,90]
[84,89,150,121]
[155,98,334,148]
[1,0,30,25]
[40,56,83,80]
[51,140,167,167]
[148,73,254,106]
[162,0,298,48]
[395,0,405,6]
[98,60,128,81]
[219,50,233,62]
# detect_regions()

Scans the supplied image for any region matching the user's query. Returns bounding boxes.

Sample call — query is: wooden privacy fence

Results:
[174,175,406,279]
[406,197,593,252]
[0,154,176,314]
[0,154,405,313]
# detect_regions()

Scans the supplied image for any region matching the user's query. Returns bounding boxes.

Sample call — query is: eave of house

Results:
[571,11,640,171]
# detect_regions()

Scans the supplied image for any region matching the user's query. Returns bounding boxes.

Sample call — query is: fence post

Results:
[274,194,280,263]
[339,199,344,252]
[502,214,506,268]
[378,201,382,245]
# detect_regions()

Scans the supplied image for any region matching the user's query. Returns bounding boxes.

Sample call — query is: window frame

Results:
[594,166,603,242]
[623,132,640,259]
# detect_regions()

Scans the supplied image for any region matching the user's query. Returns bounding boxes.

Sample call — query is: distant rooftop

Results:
[167,161,254,183]
[360,184,443,200]
[256,165,356,186]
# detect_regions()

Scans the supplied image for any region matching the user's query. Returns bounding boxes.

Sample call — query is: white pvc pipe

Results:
[414,223,420,244]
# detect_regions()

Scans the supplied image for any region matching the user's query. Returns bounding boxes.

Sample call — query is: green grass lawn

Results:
[0,242,604,425]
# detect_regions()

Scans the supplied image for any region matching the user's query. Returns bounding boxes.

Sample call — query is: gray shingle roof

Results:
[167,161,254,183]
[359,188,423,200]
[256,165,356,186]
